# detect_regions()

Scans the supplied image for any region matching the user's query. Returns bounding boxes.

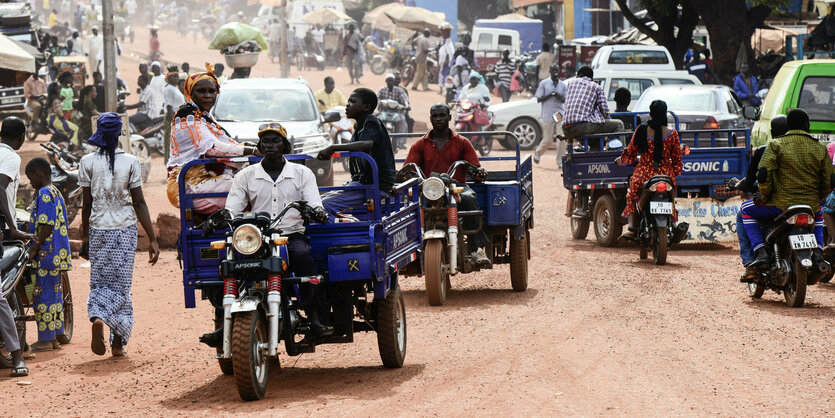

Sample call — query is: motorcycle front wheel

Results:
[424,240,449,306]
[232,310,270,401]
[371,57,386,75]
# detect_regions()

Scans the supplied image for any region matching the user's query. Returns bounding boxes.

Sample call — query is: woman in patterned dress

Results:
[24,157,72,351]
[617,100,683,239]
[80,113,160,357]
[165,63,258,213]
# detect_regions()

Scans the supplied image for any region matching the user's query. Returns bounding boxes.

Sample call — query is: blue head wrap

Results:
[87,112,122,172]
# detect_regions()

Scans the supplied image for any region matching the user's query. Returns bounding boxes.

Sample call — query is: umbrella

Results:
[0,33,35,73]
[384,5,446,33]
[369,12,396,32]
[247,0,286,6]
[302,8,350,26]
[363,3,405,25]
[495,13,533,21]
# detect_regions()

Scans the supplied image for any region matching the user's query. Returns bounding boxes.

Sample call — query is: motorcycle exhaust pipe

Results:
[221,277,236,359]
[671,222,689,245]
[267,275,281,357]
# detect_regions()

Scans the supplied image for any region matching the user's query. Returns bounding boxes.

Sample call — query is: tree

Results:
[614,0,699,70]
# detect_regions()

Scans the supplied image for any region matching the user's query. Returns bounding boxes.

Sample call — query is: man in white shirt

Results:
[125,0,137,16]
[311,25,325,49]
[458,74,491,103]
[147,61,166,115]
[162,72,185,163]
[84,26,103,77]
[437,23,455,92]
[222,123,332,339]
[0,117,32,377]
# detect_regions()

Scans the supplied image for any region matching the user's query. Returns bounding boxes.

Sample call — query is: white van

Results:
[252,0,345,35]
[590,45,676,72]
[593,70,701,110]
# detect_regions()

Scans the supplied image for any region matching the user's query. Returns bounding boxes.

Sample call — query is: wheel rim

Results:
[598,207,611,238]
[512,123,537,147]
[253,321,267,383]
[395,295,405,352]
[748,282,758,295]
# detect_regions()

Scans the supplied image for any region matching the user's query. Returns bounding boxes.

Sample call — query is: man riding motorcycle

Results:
[24,67,49,132]
[401,103,491,267]
[200,123,332,347]
[376,74,410,134]
[740,109,834,271]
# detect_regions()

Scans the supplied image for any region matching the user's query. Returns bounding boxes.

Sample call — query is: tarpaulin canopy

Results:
[495,13,534,21]
[384,5,446,33]
[0,33,35,73]
[302,8,350,26]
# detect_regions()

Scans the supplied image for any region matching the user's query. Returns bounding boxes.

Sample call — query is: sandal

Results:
[111,346,127,357]
[10,365,29,377]
[30,341,54,352]
[619,228,638,241]
[91,319,106,356]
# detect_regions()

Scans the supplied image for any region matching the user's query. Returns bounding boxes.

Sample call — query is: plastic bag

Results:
[208,22,269,51]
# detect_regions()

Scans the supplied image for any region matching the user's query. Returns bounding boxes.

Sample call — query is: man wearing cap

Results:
[438,23,455,94]
[84,26,103,77]
[147,62,166,118]
[223,123,332,338]
[377,74,409,134]
[412,29,432,92]
[24,68,48,132]
[70,30,82,54]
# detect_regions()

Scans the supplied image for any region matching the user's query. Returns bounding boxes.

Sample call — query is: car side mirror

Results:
[742,105,759,120]
[323,111,340,123]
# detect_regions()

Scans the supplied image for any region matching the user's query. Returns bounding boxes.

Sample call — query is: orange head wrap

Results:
[184,62,220,102]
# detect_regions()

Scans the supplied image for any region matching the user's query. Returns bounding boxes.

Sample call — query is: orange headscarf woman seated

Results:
[166,63,257,213]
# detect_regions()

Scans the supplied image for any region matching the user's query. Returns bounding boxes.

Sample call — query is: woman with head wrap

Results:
[166,63,258,213]
[616,100,683,239]
[79,113,160,357]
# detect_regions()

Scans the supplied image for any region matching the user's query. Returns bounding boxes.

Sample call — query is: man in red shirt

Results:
[402,103,491,267]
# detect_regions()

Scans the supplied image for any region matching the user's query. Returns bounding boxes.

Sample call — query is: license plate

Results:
[789,234,818,250]
[649,201,673,214]
[1,97,21,105]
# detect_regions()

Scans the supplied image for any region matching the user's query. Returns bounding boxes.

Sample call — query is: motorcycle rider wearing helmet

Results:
[400,103,492,267]
[217,122,332,341]
[731,115,788,280]
[740,109,834,270]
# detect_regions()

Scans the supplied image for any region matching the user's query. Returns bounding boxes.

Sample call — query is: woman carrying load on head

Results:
[616,100,683,240]
[166,63,259,214]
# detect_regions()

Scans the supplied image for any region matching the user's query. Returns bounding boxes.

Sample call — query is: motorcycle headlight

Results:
[232,224,262,255]
[422,177,446,201]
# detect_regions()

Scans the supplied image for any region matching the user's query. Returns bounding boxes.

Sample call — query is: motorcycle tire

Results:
[748,282,765,299]
[785,256,808,307]
[0,292,25,369]
[376,281,406,368]
[232,310,270,401]
[56,272,73,344]
[424,240,449,306]
[371,58,387,75]
[653,226,668,265]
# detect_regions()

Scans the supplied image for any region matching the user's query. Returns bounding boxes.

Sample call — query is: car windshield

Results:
[607,50,669,65]
[797,76,835,122]
[636,90,717,112]
[213,88,317,122]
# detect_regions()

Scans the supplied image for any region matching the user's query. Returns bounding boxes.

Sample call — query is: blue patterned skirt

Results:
[33,269,64,341]
[87,225,137,346]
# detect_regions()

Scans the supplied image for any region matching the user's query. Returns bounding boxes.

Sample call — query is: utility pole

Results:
[102,0,117,113]
[281,1,290,78]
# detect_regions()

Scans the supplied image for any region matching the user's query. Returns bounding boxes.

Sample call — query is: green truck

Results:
[746,59,835,147]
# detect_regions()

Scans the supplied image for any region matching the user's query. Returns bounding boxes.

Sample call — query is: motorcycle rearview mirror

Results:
[323,111,341,123]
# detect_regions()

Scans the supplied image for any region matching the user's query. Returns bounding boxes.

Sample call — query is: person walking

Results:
[24,157,72,352]
[79,113,159,357]
[494,50,515,103]
[535,42,555,81]
[532,64,567,167]
[83,26,102,77]
[342,24,362,84]
[412,29,431,92]
[733,64,761,107]
[437,23,455,95]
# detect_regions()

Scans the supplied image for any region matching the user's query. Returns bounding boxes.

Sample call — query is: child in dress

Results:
[24,157,72,351]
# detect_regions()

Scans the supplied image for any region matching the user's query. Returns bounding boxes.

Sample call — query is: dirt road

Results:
[3,30,835,416]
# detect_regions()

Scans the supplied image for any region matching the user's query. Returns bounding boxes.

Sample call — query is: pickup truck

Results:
[563,112,750,246]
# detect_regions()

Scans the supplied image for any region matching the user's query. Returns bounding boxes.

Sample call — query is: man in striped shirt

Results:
[494,50,516,103]
[562,66,624,146]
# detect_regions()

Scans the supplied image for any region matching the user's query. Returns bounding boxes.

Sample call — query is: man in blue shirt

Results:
[533,64,567,167]
[733,64,761,107]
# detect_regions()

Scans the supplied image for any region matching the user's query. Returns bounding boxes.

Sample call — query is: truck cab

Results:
[471,27,520,69]
[748,59,835,146]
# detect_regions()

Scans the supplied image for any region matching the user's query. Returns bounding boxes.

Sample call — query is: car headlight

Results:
[232,224,262,255]
[422,177,446,201]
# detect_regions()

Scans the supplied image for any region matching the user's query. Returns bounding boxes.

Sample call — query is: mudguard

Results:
[654,214,669,229]
[230,295,261,314]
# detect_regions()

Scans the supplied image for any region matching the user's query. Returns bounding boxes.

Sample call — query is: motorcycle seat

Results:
[641,175,673,192]
[0,244,23,273]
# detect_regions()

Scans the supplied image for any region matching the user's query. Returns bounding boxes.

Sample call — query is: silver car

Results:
[211,78,335,185]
